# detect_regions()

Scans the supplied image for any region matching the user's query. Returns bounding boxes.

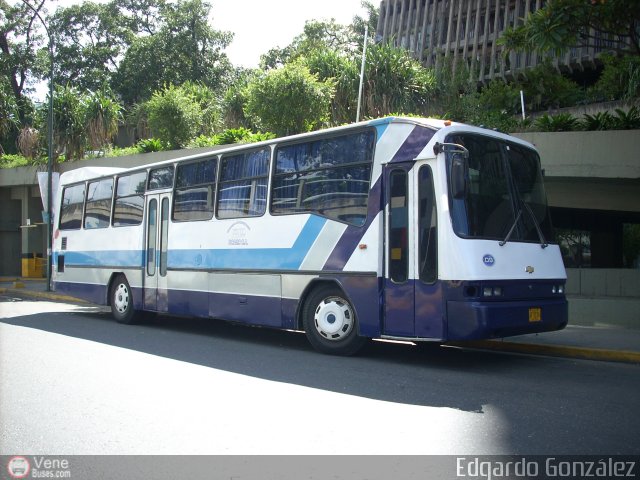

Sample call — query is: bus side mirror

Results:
[451,154,467,199]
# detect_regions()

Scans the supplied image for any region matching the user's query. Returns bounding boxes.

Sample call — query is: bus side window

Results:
[60,184,85,230]
[271,130,375,226]
[173,158,216,222]
[113,171,147,227]
[217,148,269,219]
[418,166,437,284]
[84,178,113,229]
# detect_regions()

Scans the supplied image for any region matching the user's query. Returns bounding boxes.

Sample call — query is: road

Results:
[1,295,639,455]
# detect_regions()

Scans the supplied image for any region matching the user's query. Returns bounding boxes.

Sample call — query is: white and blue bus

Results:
[52,117,568,355]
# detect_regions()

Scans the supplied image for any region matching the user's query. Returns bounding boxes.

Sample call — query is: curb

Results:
[0,287,87,304]
[451,340,640,365]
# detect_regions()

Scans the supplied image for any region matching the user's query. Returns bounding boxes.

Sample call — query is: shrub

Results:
[581,111,616,131]
[612,107,640,130]
[136,138,166,153]
[533,113,579,132]
[588,55,640,102]
[146,85,201,149]
[0,154,30,168]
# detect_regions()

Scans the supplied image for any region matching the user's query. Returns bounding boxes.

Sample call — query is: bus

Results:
[52,117,568,355]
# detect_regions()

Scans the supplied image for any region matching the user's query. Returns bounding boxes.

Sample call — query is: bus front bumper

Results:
[446,298,568,341]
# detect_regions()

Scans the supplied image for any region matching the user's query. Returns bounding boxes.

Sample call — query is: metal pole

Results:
[20,0,54,291]
[356,25,369,123]
[46,36,53,292]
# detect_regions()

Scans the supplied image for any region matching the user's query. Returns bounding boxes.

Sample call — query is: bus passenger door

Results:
[144,194,170,312]
[383,164,415,337]
[383,164,444,340]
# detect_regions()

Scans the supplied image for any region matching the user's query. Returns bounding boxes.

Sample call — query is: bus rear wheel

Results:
[302,285,367,356]
[110,275,139,324]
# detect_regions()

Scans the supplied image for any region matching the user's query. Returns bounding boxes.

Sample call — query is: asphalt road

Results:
[1,295,639,455]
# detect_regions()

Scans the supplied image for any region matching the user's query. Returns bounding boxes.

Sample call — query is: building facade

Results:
[375,0,623,83]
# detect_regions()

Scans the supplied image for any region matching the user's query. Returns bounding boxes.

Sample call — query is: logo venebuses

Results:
[7,457,30,479]
[7,456,72,479]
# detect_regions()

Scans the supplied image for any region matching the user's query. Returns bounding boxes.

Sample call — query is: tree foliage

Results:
[113,0,232,105]
[50,1,131,92]
[244,63,335,137]
[85,88,123,151]
[0,0,43,124]
[500,0,640,57]
[361,43,436,118]
[50,84,89,161]
[145,83,203,149]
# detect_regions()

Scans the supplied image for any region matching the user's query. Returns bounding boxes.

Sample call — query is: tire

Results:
[302,285,367,356]
[110,274,139,324]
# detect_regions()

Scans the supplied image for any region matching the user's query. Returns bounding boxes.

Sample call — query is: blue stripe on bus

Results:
[56,216,327,271]
[169,215,327,270]
[56,249,143,267]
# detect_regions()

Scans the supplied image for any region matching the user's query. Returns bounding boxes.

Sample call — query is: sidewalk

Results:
[2,277,639,364]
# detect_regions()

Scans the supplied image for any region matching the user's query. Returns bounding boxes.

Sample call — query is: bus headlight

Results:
[483,286,503,297]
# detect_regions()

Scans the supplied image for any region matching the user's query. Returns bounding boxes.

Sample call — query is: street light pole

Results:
[356,25,369,123]
[20,0,54,291]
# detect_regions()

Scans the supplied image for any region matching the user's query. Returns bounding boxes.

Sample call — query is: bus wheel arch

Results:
[300,282,367,356]
[109,273,139,324]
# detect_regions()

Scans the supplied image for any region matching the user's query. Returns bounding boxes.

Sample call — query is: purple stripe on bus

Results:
[389,125,436,163]
[322,178,382,271]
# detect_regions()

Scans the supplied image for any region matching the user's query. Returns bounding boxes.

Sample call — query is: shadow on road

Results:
[1,299,559,413]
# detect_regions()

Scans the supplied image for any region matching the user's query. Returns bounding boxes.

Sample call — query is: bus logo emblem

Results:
[483,254,495,266]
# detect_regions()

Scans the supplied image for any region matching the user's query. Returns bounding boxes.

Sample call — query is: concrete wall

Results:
[566,268,640,329]
[512,130,640,180]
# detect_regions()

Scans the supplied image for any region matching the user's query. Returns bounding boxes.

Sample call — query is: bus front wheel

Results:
[110,275,138,324]
[302,285,367,356]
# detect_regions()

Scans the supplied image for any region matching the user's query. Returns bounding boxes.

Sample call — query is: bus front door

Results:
[144,194,170,312]
[383,163,444,340]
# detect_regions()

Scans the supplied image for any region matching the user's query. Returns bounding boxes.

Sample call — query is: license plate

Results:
[529,307,542,323]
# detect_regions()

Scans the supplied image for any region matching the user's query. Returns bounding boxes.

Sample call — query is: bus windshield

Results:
[448,134,554,245]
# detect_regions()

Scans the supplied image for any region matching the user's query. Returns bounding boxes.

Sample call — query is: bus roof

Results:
[59,167,125,186]
[57,117,535,186]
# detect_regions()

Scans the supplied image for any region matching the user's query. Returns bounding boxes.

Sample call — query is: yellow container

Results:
[21,254,45,278]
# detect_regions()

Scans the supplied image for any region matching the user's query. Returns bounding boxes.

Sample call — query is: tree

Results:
[302,47,359,124]
[361,43,436,118]
[260,1,377,70]
[0,78,20,153]
[500,0,640,58]
[113,0,233,105]
[50,84,87,161]
[85,88,122,152]
[0,0,42,124]
[145,84,201,149]
[244,62,335,137]
[49,1,132,92]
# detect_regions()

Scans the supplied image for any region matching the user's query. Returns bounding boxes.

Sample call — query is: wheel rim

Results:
[313,296,354,341]
[113,283,130,315]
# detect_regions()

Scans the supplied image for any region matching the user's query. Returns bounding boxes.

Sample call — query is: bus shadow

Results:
[1,304,552,413]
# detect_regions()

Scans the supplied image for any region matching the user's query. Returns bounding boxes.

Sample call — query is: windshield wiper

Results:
[499,208,523,247]
[499,201,548,248]
[523,201,548,249]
